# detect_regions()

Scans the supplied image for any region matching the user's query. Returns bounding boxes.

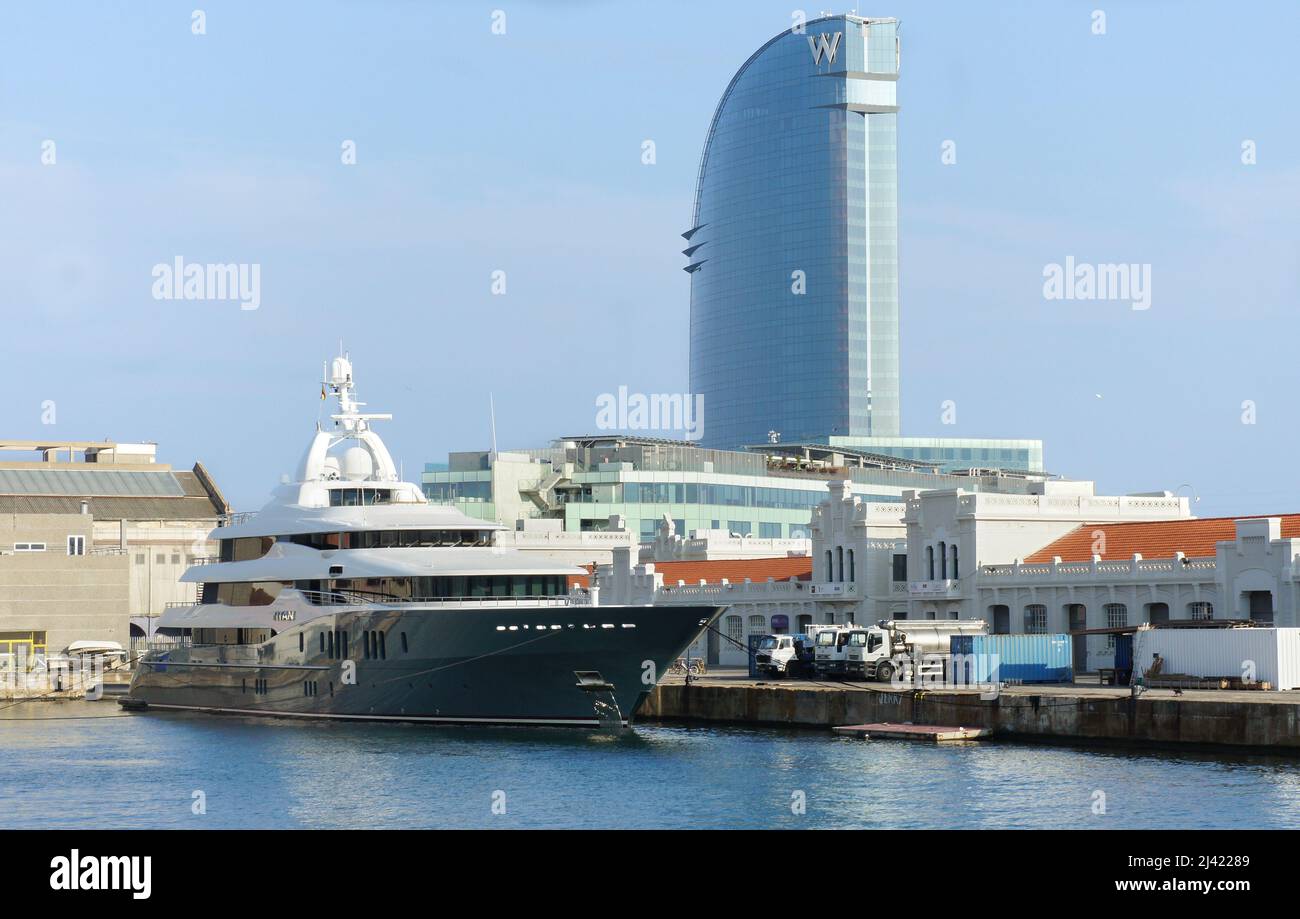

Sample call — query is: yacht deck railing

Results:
[296,588,589,608]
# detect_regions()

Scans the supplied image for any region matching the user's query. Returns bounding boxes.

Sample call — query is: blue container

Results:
[1114,633,1133,670]
[950,634,1073,684]
[1113,633,1134,685]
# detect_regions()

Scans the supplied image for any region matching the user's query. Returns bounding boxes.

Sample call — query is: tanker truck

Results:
[845,619,988,683]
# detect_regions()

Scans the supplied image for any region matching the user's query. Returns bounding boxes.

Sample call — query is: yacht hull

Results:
[125,603,719,727]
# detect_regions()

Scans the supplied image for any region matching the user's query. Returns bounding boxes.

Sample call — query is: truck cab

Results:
[755,634,799,677]
[844,627,887,679]
[813,626,863,677]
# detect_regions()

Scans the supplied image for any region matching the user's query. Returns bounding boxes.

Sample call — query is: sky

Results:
[1,0,1298,515]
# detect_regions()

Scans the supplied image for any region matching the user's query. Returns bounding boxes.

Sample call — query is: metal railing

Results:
[296,588,587,608]
[219,511,258,527]
[131,636,191,654]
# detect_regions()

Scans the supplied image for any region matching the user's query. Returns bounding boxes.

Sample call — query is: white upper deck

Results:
[191,354,579,583]
[213,354,505,542]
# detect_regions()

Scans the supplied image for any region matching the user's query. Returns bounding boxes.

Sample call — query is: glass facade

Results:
[688,16,901,449]
[422,437,1043,545]
[822,435,1045,474]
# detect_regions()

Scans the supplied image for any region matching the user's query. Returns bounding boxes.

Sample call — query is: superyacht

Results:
[123,356,719,727]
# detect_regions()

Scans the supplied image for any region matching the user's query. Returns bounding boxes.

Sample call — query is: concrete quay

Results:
[640,669,1300,751]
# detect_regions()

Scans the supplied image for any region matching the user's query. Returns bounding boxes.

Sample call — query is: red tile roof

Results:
[569,556,812,589]
[1024,514,1300,563]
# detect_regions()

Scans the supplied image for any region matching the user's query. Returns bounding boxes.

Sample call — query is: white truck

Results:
[757,625,839,678]
[812,625,862,677]
[842,619,989,683]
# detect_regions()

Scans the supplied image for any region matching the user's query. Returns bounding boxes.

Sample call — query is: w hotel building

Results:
[686,15,903,447]
[686,15,1040,474]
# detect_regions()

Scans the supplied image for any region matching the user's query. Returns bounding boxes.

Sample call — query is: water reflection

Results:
[2,703,1298,829]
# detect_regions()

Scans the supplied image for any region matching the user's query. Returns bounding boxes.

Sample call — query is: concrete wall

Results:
[0,514,129,653]
[641,682,1300,750]
[95,519,217,617]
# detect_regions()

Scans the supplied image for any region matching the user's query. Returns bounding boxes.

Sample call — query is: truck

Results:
[758,625,840,678]
[812,625,864,677]
[842,619,989,683]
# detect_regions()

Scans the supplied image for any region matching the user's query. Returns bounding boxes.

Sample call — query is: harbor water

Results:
[3,702,1300,829]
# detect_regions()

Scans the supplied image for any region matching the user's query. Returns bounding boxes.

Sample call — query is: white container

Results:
[1132,628,1300,691]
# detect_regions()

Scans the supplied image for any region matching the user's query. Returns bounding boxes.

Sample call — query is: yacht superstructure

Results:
[123,356,718,727]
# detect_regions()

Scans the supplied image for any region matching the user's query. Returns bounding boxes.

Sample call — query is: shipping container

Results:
[1132,628,1300,690]
[949,633,1073,685]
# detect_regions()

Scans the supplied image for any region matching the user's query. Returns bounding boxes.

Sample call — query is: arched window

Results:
[1104,603,1127,649]
[926,546,935,580]
[938,542,947,579]
[847,549,855,583]
[836,546,844,583]
[725,615,743,643]
[825,550,833,582]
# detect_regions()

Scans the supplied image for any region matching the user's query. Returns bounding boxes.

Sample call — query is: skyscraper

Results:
[687,14,901,449]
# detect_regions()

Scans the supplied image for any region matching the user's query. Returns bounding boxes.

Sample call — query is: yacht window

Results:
[209,582,285,607]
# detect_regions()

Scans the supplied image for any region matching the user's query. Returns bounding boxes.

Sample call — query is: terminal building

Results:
[595,477,1300,673]
[0,440,227,659]
[421,434,1049,550]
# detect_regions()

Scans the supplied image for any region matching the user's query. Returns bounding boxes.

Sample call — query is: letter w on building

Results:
[808,32,842,65]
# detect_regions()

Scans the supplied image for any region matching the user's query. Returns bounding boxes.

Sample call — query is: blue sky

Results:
[2,1,1297,514]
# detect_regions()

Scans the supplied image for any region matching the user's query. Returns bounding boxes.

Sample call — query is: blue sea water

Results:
[2,702,1298,829]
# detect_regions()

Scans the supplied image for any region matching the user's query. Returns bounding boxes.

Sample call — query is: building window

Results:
[298,633,304,652]
[951,545,959,580]
[14,543,47,552]
[759,522,781,539]
[747,614,766,634]
[892,554,907,582]
[836,546,844,582]
[847,549,855,583]
[67,536,85,556]
[1104,603,1127,649]
[725,615,743,644]
[1189,601,1213,621]
[938,542,947,579]
[926,546,934,580]
[825,550,833,581]
[1024,604,1047,634]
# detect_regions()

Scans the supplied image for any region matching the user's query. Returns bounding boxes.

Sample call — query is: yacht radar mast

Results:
[297,354,400,484]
